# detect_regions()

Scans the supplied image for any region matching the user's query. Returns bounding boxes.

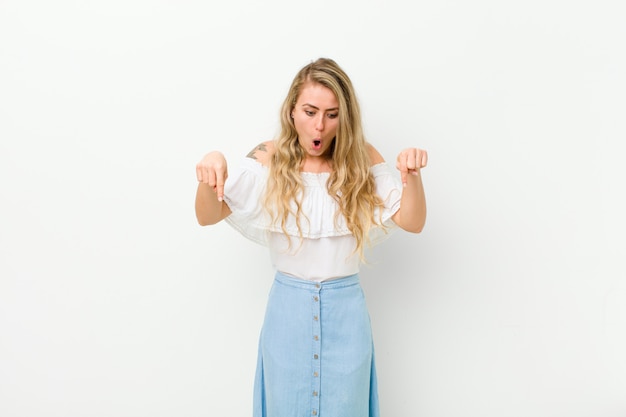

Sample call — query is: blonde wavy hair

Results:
[263,58,385,258]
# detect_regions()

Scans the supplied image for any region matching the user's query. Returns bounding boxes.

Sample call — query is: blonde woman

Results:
[195,58,427,417]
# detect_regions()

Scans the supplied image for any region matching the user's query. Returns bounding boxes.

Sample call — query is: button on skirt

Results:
[253,271,380,417]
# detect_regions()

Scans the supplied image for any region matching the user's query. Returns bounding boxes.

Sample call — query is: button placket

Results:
[311,284,322,415]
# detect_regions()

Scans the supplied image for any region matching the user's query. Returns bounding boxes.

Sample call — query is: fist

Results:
[196,151,228,201]
[396,148,428,186]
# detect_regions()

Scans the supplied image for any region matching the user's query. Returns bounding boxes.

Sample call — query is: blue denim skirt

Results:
[253,271,380,417]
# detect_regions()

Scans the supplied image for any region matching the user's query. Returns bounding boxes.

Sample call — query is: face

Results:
[291,82,339,160]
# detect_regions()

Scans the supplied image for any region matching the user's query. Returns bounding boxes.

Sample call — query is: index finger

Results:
[214,170,227,202]
[396,158,409,187]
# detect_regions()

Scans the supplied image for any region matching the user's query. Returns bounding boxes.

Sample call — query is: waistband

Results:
[274,271,360,290]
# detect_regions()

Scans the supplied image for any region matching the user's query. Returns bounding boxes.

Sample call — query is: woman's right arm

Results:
[195,151,232,225]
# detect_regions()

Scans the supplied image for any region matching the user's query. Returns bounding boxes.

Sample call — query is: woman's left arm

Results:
[392,148,428,233]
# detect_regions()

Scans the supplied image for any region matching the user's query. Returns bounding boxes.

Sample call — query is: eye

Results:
[327,113,338,119]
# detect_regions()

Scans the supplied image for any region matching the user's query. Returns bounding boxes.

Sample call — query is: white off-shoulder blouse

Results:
[223,157,403,281]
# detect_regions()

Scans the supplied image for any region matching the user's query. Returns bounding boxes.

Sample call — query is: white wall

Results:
[1,1,625,416]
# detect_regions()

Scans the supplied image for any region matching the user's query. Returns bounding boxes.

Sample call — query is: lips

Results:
[312,139,322,150]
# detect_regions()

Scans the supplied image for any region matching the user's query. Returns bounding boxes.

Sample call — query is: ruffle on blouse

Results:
[223,157,402,246]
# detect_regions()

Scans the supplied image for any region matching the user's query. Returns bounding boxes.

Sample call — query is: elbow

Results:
[393,210,426,234]
[196,217,210,226]
[195,202,230,226]
[403,222,425,234]
[196,214,216,226]
[196,211,229,226]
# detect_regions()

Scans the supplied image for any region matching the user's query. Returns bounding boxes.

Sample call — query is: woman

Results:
[195,58,427,417]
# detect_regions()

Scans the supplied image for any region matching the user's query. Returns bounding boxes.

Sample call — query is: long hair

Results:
[263,58,384,258]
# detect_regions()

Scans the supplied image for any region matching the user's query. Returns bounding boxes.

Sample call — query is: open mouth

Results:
[313,139,322,150]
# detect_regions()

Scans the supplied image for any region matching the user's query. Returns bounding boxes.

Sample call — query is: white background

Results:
[1,1,625,416]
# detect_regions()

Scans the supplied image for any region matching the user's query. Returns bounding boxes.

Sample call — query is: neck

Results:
[301,156,332,173]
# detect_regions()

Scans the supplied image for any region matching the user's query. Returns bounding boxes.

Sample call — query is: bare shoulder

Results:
[366,142,385,165]
[246,140,276,167]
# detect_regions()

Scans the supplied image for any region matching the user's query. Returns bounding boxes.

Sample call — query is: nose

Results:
[315,114,325,131]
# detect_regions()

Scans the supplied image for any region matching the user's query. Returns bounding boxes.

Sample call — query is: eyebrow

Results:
[302,103,339,112]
